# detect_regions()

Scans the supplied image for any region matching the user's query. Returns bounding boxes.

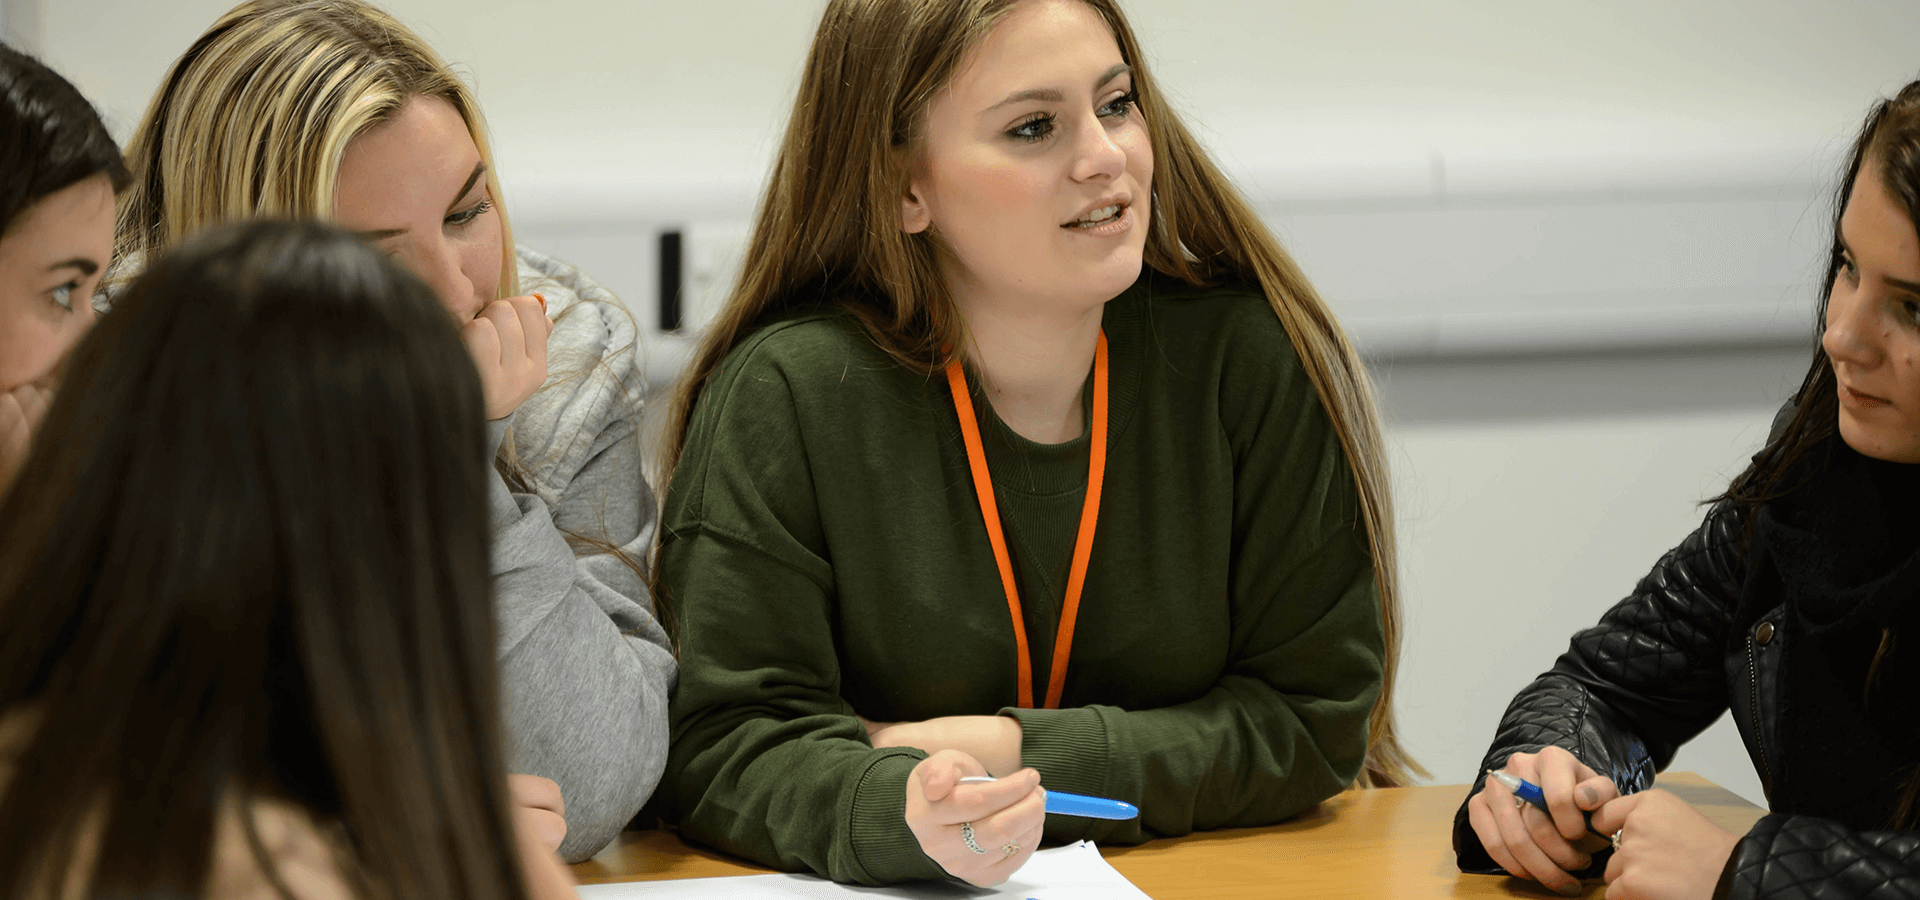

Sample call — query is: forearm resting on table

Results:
[864,715,1023,777]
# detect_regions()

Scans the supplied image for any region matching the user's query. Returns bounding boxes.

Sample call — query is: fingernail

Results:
[1579,785,1599,806]
[533,292,547,311]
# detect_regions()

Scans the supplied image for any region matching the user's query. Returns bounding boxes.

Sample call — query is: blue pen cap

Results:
[1044,789,1138,820]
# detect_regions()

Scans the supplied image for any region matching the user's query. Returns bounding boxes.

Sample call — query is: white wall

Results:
[45,1,1920,194]
[45,1,1920,807]
[1383,347,1811,808]
[44,2,1914,355]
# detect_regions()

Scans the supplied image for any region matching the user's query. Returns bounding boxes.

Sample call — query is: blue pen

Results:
[1485,770,1611,840]
[959,775,1138,820]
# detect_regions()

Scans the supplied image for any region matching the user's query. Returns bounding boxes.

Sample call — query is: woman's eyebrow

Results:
[981,63,1133,115]
[48,257,99,276]
[352,161,489,241]
[1886,276,1920,295]
[445,160,487,213]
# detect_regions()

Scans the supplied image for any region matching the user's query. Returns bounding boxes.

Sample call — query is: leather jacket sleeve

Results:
[1715,813,1920,900]
[1453,501,1748,873]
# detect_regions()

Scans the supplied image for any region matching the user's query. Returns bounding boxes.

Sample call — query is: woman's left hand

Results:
[1590,789,1742,900]
[0,378,51,484]
[859,715,1022,777]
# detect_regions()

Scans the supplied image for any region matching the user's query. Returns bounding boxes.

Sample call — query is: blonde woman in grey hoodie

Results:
[109,0,674,863]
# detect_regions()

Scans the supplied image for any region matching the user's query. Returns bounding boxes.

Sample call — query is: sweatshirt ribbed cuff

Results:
[485,414,522,526]
[1002,706,1109,798]
[848,750,947,884]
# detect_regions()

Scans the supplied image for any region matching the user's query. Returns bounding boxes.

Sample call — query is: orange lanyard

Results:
[943,330,1109,710]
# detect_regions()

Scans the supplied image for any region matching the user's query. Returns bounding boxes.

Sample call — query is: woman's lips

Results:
[1840,381,1893,408]
[1061,204,1134,239]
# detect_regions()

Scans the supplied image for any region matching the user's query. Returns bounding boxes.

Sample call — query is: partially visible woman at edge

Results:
[112,0,673,862]
[1457,79,1920,900]
[0,220,576,900]
[656,0,1419,886]
[0,43,127,484]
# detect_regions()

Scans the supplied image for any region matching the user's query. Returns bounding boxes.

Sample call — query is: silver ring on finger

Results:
[1001,841,1020,859]
[1611,828,1623,851]
[1514,795,1528,812]
[959,821,988,855]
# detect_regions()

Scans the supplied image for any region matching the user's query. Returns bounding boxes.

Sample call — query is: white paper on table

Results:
[576,841,1154,900]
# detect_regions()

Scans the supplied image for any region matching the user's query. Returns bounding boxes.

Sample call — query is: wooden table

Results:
[572,772,1766,898]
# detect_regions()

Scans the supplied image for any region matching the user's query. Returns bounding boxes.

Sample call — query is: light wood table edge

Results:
[571,771,1766,897]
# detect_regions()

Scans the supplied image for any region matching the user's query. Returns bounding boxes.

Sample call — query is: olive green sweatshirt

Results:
[659,273,1384,885]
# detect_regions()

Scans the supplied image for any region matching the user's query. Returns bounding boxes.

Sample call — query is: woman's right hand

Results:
[508,773,580,900]
[508,773,567,854]
[904,750,1045,886]
[515,827,581,900]
[1466,746,1618,896]
[462,294,551,421]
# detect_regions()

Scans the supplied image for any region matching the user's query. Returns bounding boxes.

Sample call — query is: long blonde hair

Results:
[115,0,517,298]
[662,0,1423,787]
[116,0,658,601]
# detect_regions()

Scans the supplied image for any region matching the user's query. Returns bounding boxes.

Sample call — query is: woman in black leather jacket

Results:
[1456,78,1920,900]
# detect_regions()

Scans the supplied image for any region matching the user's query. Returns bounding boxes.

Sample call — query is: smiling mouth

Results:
[1064,204,1126,229]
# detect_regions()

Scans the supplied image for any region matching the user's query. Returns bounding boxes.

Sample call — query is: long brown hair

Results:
[660,0,1422,786]
[0,221,528,899]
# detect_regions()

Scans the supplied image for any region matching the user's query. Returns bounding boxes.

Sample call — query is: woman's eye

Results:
[49,283,74,312]
[1098,90,1138,120]
[1840,255,1860,283]
[447,198,493,228]
[1007,113,1054,143]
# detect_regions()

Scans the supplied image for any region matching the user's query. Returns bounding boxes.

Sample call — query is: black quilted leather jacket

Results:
[1451,499,1920,899]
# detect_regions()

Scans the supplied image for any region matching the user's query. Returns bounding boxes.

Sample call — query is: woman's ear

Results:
[900,183,932,234]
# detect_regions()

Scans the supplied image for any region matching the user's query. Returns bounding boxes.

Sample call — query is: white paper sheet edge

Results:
[576,840,1155,899]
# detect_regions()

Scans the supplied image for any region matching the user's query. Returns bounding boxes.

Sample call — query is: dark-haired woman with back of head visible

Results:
[0,219,578,900]
[657,0,1419,887]
[114,0,674,861]
[1457,78,1920,900]
[0,43,127,484]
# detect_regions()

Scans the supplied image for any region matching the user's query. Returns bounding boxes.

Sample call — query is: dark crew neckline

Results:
[945,287,1147,498]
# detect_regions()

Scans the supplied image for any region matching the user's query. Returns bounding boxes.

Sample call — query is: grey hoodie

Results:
[494,247,674,862]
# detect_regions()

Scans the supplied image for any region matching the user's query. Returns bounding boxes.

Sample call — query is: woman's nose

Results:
[410,240,478,318]
[1071,120,1127,184]
[1823,278,1884,370]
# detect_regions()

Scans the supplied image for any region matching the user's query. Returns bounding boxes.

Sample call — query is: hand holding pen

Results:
[1465,746,1620,896]
[905,751,1045,888]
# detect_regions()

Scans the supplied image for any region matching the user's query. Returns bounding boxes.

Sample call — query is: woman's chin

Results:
[1084,256,1145,302]
[1838,413,1920,464]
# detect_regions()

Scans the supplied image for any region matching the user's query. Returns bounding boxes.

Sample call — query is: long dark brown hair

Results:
[0,41,129,231]
[658,0,1420,786]
[0,221,531,900]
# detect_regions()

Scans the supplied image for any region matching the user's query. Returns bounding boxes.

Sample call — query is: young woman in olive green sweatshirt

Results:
[657,0,1421,887]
